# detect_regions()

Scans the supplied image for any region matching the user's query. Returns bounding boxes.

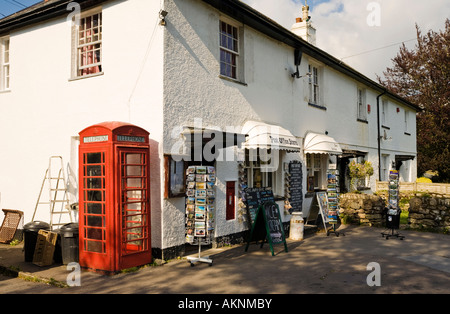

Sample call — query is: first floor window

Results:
[220,20,239,79]
[0,37,10,90]
[308,64,320,105]
[357,87,367,121]
[73,10,102,78]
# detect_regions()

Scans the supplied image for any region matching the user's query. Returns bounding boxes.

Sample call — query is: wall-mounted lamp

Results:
[292,71,311,79]
[159,9,168,26]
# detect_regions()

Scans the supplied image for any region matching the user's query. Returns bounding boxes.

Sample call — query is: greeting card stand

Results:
[187,240,213,267]
[381,170,405,240]
[185,165,215,267]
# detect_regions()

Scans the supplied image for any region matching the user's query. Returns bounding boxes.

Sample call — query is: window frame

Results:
[71,8,103,80]
[219,18,245,84]
[0,36,10,91]
[357,87,367,121]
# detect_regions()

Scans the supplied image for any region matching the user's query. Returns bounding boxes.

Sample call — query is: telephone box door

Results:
[117,147,151,269]
[79,147,115,271]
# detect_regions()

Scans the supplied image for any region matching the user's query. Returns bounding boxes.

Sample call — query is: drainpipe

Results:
[377,90,387,181]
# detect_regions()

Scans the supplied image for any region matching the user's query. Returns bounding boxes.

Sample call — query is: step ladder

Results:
[33,156,73,230]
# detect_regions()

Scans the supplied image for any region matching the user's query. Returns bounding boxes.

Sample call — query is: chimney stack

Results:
[291,1,316,45]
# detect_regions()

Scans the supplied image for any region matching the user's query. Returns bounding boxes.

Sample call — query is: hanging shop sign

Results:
[245,201,288,256]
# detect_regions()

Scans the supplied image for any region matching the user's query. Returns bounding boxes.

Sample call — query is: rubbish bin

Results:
[385,207,401,229]
[23,221,50,262]
[59,223,79,264]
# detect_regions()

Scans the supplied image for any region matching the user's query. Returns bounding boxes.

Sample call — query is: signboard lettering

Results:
[83,135,108,143]
[117,135,145,143]
[245,201,288,256]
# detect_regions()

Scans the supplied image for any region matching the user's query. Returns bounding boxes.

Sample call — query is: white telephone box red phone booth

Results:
[78,122,151,272]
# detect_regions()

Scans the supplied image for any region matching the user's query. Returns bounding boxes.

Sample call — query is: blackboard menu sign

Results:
[245,187,274,226]
[288,162,303,213]
[245,201,288,256]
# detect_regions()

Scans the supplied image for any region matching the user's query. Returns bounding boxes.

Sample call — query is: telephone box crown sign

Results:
[79,121,150,145]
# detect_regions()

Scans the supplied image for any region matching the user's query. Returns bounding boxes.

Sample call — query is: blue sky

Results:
[0,0,40,17]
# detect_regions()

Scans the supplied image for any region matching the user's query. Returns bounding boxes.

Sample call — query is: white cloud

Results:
[241,0,450,81]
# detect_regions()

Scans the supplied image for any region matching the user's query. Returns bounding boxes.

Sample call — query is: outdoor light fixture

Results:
[292,71,311,79]
[159,9,168,26]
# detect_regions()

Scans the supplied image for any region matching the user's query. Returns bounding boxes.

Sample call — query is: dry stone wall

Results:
[408,196,450,232]
[339,193,385,227]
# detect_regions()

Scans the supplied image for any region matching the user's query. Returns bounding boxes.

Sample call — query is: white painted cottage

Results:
[0,0,420,259]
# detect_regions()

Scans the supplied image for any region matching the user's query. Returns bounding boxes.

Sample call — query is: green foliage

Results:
[378,19,450,182]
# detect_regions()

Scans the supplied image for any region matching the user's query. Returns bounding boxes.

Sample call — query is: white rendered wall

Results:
[0,0,165,246]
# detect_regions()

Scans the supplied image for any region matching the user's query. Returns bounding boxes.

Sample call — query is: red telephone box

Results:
[78,122,151,272]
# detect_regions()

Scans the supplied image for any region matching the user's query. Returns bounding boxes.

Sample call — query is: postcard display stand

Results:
[326,169,344,237]
[185,166,215,266]
[381,170,404,240]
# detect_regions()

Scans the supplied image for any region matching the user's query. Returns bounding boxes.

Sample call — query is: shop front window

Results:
[306,153,324,190]
[245,149,281,196]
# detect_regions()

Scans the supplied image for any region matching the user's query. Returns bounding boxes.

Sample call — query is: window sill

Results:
[404,132,411,136]
[308,103,327,111]
[382,125,390,129]
[357,118,368,124]
[69,71,104,82]
[219,75,247,86]
[0,89,11,94]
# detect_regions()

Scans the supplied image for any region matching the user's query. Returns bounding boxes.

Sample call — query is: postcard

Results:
[196,166,207,174]
[195,189,206,197]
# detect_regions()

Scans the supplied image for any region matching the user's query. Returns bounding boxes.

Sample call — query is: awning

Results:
[181,126,246,148]
[304,132,342,155]
[242,121,301,151]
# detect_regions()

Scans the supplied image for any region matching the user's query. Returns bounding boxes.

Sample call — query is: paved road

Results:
[1,225,449,295]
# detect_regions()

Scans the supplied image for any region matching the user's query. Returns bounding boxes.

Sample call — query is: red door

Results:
[116,147,151,269]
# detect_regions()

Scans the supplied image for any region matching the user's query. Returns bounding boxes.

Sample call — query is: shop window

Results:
[164,155,187,198]
[0,37,10,91]
[71,9,103,79]
[245,149,281,197]
[306,153,324,190]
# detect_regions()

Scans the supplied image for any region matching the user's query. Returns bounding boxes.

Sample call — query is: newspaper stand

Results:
[79,122,151,272]
[381,170,404,240]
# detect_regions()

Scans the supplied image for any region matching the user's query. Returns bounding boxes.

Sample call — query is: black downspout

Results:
[377,90,387,181]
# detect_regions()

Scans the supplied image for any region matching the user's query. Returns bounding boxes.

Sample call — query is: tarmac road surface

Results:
[1,225,449,294]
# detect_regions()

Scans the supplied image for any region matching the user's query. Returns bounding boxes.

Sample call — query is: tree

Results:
[378,19,450,182]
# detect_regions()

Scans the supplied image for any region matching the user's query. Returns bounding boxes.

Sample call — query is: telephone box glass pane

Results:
[82,152,107,254]
[120,151,148,255]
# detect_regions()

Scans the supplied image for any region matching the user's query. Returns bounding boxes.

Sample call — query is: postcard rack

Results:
[185,165,215,266]
[381,170,405,240]
[326,169,344,237]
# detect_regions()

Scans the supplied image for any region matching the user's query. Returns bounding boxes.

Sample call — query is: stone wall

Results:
[408,196,450,232]
[339,193,385,227]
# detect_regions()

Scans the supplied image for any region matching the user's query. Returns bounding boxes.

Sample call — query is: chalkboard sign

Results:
[245,187,274,226]
[245,201,288,256]
[287,162,303,213]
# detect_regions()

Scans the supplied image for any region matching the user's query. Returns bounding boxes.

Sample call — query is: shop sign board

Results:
[245,201,288,256]
[245,187,274,226]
